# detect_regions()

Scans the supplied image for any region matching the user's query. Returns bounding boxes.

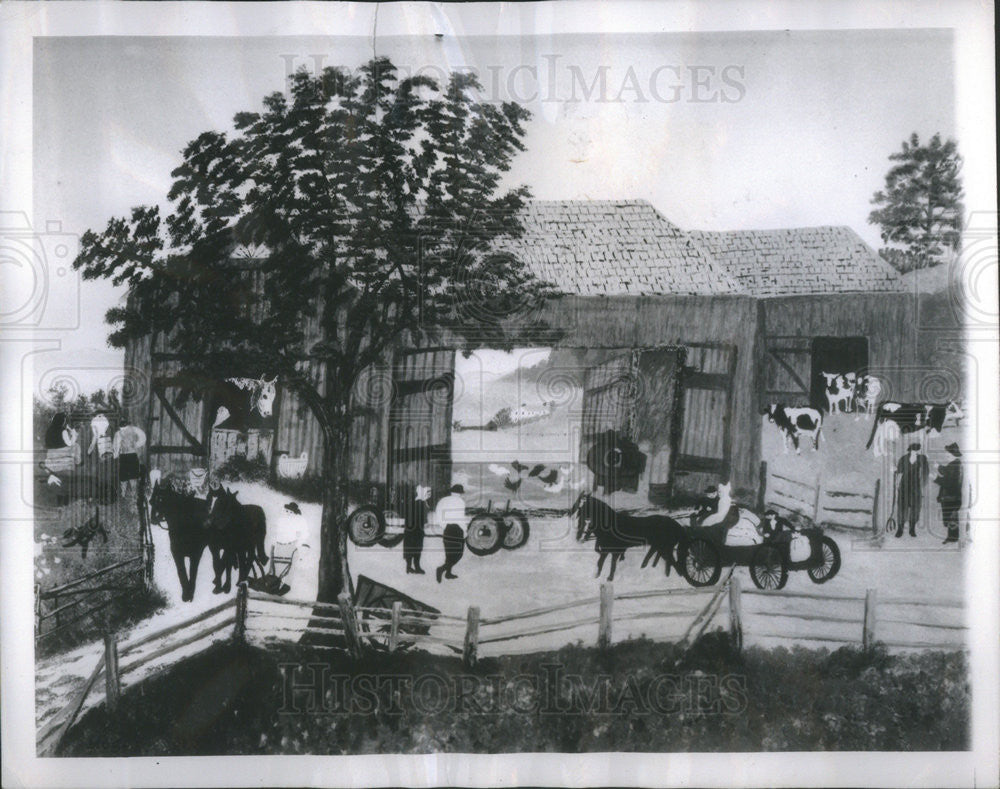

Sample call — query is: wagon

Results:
[347,499,530,555]
[678,513,841,590]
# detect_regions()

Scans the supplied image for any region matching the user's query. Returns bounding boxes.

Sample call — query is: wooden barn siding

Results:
[128,293,764,494]
[122,332,152,432]
[539,295,762,495]
[760,293,920,402]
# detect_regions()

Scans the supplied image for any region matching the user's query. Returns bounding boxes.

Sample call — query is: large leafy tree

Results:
[868,132,964,273]
[74,58,552,601]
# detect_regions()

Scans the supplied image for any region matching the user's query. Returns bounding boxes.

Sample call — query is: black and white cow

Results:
[865,400,962,456]
[820,372,856,414]
[764,404,824,454]
[853,374,882,419]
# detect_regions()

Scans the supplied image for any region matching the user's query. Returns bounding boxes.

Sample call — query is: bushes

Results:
[213,456,324,503]
[60,631,969,755]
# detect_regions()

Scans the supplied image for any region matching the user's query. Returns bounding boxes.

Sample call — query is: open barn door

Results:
[580,346,684,504]
[388,349,456,506]
[672,343,737,500]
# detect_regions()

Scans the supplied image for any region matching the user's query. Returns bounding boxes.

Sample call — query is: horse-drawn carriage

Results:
[679,511,841,590]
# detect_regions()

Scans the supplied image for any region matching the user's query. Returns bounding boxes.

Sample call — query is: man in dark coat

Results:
[401,483,429,574]
[895,442,929,538]
[933,442,963,544]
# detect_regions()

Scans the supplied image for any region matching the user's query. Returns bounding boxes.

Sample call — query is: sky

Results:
[30,28,955,394]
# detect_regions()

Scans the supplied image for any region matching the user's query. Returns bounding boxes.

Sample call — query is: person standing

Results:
[434,484,468,583]
[895,442,929,538]
[933,442,963,544]
[402,484,429,574]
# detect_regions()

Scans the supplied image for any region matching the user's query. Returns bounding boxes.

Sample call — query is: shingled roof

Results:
[688,226,904,297]
[496,200,742,296]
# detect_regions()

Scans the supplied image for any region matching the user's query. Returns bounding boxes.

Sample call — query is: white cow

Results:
[821,372,856,414]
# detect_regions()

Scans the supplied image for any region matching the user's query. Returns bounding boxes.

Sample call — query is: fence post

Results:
[463,606,481,668]
[757,461,767,512]
[812,475,822,525]
[728,576,743,652]
[233,582,248,643]
[388,601,402,653]
[871,478,881,537]
[34,584,42,634]
[863,588,877,652]
[103,632,120,713]
[53,593,60,629]
[337,592,363,659]
[598,583,613,649]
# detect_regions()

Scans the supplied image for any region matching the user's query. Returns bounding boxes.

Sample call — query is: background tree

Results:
[74,58,553,601]
[868,132,964,273]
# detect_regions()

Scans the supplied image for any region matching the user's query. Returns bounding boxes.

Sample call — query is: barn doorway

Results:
[809,337,869,412]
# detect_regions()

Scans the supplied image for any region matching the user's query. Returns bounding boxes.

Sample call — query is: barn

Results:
[124,199,930,511]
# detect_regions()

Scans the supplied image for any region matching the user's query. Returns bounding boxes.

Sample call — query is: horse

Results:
[148,480,209,602]
[569,491,685,581]
[206,487,268,593]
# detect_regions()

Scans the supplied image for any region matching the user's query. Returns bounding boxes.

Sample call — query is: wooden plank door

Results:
[147,342,209,472]
[763,336,812,407]
[388,349,456,504]
[673,343,737,498]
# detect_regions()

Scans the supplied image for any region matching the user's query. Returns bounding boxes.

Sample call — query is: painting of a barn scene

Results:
[21,13,991,774]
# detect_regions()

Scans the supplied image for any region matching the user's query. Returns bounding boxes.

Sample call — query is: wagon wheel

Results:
[680,538,722,587]
[500,510,530,550]
[807,536,841,584]
[749,544,788,590]
[378,510,406,548]
[466,513,503,556]
[347,505,385,547]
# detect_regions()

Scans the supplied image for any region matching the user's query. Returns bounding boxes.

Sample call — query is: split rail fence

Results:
[38,574,967,756]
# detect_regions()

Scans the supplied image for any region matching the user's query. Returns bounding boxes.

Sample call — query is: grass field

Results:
[58,632,969,755]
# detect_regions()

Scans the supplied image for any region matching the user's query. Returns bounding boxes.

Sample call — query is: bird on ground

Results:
[538,468,559,485]
[511,460,529,474]
[528,463,546,478]
[504,476,523,492]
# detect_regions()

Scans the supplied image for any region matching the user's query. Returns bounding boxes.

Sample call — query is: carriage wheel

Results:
[807,536,842,584]
[347,505,385,547]
[466,513,503,556]
[750,544,788,590]
[500,511,530,550]
[680,538,722,587]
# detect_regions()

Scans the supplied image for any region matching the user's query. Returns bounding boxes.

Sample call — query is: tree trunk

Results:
[316,425,354,603]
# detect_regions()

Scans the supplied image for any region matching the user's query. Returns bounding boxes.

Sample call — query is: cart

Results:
[347,498,530,555]
[678,511,841,590]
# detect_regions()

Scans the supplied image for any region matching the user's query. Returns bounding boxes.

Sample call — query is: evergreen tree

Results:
[74,59,552,600]
[868,133,964,272]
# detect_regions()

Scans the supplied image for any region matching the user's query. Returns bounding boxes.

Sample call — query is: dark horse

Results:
[570,491,685,581]
[149,481,209,602]
[206,487,268,593]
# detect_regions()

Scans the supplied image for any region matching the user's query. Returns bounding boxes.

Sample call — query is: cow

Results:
[764,404,824,454]
[821,372,856,414]
[853,374,883,419]
[865,401,962,456]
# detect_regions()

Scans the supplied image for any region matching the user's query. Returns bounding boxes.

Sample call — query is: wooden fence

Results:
[37,595,238,756]
[762,461,880,533]
[35,480,155,644]
[38,575,967,755]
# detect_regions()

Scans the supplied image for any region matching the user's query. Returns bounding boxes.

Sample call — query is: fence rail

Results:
[38,575,968,756]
